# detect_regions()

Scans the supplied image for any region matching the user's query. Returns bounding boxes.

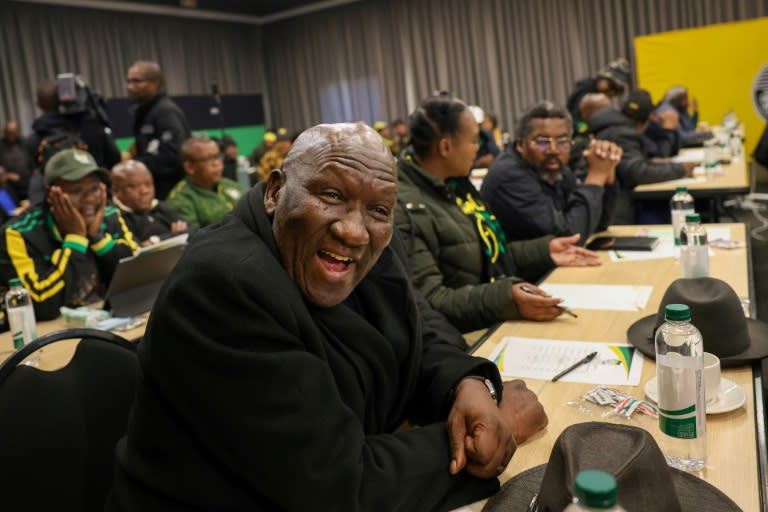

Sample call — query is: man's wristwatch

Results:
[462,375,499,404]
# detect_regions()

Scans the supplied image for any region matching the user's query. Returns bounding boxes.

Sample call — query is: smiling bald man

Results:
[108,122,546,512]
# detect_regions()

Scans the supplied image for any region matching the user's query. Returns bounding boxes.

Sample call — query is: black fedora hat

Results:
[626,277,768,367]
[483,422,740,512]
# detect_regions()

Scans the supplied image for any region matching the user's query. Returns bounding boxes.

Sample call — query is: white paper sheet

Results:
[673,150,705,163]
[488,337,645,386]
[606,227,727,262]
[538,283,652,311]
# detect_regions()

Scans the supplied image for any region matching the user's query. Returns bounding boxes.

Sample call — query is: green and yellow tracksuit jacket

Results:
[166,177,244,228]
[0,205,139,321]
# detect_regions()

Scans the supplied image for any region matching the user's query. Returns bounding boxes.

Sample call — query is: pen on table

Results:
[519,285,578,319]
[551,351,598,382]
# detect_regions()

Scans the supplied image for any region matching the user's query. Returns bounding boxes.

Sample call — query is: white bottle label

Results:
[657,354,704,440]
[7,305,37,348]
[671,208,694,243]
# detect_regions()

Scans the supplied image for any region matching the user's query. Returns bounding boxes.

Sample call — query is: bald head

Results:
[579,93,611,122]
[282,122,395,180]
[263,122,398,308]
[111,160,155,213]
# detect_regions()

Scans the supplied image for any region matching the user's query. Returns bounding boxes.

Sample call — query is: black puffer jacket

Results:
[588,107,685,224]
[395,155,554,333]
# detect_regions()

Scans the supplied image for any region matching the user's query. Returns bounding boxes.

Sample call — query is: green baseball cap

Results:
[44,149,111,187]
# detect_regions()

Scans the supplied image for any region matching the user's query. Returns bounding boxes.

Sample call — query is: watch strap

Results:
[462,375,499,404]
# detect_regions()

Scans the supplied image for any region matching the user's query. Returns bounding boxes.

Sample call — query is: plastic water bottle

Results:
[703,142,720,176]
[670,187,694,246]
[729,132,742,158]
[563,470,626,511]
[680,213,708,278]
[655,304,706,472]
[5,278,39,365]
[236,155,251,190]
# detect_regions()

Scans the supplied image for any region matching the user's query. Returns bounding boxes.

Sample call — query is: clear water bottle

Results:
[680,213,708,278]
[703,142,720,176]
[5,278,39,366]
[236,155,251,190]
[729,132,742,158]
[670,186,694,246]
[655,304,706,472]
[563,470,626,511]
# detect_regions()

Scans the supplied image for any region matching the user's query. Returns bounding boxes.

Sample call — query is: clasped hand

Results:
[447,378,547,478]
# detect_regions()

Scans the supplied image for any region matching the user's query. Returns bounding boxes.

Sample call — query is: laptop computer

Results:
[104,242,186,317]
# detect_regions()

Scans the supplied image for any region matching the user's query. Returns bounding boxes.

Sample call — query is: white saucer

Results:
[644,377,747,414]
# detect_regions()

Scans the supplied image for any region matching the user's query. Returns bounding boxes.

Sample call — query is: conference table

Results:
[464,223,765,512]
[634,144,750,223]
[0,308,148,369]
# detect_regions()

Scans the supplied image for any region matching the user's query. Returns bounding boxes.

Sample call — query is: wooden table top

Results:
[634,147,748,196]
[0,308,148,369]
[469,224,760,511]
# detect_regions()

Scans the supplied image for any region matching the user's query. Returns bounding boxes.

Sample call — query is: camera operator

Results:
[126,61,191,200]
[26,79,121,203]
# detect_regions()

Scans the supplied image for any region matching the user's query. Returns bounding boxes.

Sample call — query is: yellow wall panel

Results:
[635,17,768,154]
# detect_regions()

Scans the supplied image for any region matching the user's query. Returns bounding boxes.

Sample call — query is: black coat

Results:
[109,185,502,511]
[132,94,191,199]
[115,199,186,243]
[588,107,685,224]
[482,149,611,244]
[643,120,682,158]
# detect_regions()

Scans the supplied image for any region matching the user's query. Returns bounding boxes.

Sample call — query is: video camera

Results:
[55,73,111,128]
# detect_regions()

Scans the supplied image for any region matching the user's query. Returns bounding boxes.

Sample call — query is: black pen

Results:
[519,285,578,318]
[551,351,598,382]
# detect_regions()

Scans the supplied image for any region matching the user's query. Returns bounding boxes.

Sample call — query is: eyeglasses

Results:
[65,183,102,203]
[188,153,224,163]
[126,78,148,85]
[529,136,572,152]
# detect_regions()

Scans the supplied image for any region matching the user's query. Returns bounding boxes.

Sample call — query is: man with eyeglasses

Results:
[127,60,191,200]
[0,149,138,320]
[167,136,244,228]
[481,101,621,245]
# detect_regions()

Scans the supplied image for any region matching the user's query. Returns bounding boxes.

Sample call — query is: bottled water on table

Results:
[5,278,39,366]
[670,186,694,246]
[655,304,706,472]
[680,213,708,278]
[236,155,251,191]
[563,470,626,511]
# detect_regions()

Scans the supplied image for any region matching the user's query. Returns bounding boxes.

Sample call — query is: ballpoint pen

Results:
[551,351,598,382]
[519,285,578,318]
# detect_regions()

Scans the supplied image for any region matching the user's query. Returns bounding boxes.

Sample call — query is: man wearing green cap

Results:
[0,149,139,320]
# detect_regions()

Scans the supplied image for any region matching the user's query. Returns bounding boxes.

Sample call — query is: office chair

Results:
[0,328,138,511]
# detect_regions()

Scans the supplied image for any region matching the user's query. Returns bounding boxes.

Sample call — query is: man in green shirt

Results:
[167,136,245,228]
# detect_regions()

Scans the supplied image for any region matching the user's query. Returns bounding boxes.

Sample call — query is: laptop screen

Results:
[104,242,186,317]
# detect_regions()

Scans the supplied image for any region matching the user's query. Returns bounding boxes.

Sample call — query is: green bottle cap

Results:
[675,186,688,193]
[574,470,618,508]
[684,213,701,223]
[8,278,21,287]
[665,303,691,321]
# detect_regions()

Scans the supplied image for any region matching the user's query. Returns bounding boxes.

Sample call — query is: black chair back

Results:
[0,329,138,511]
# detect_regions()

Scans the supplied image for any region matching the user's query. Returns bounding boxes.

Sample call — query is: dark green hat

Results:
[44,149,110,187]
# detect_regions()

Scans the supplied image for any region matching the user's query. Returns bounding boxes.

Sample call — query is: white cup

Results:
[703,352,721,405]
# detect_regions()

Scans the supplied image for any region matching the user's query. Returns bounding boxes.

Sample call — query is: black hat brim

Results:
[627,313,768,367]
[483,463,741,512]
